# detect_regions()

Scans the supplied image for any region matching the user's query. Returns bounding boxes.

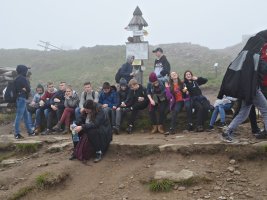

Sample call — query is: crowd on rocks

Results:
[7,30,267,162]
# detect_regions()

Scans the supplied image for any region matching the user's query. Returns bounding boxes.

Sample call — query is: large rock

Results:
[46,142,72,153]
[154,169,195,182]
[1,159,21,167]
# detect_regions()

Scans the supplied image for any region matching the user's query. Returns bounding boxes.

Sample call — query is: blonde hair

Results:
[128,79,138,87]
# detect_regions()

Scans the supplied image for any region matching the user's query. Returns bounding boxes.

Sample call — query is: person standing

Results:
[119,55,135,83]
[152,47,171,81]
[14,65,35,139]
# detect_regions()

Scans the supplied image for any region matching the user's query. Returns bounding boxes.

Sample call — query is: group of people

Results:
[11,30,267,162]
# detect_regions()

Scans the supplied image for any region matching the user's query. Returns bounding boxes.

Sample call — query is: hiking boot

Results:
[254,130,267,139]
[34,126,41,135]
[41,129,53,135]
[164,128,175,136]
[151,125,158,134]
[158,125,165,134]
[94,152,102,163]
[187,123,193,131]
[53,123,63,132]
[252,127,261,135]
[196,125,204,132]
[15,134,24,139]
[126,125,133,134]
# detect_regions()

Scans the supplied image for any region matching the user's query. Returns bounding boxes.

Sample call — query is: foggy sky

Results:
[1,0,266,50]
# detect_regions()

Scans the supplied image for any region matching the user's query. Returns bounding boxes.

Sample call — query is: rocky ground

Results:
[0,121,267,200]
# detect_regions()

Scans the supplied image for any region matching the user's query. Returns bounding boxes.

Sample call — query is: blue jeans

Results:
[35,107,49,127]
[75,107,81,122]
[14,97,33,136]
[209,103,232,126]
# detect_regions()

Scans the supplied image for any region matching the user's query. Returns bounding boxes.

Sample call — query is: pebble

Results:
[214,186,221,190]
[99,181,104,185]
[193,186,202,191]
[37,162,49,167]
[234,170,241,175]
[119,184,125,189]
[245,193,253,198]
[227,166,235,173]
[178,186,186,191]
[229,159,236,165]
[218,196,227,200]
[122,196,128,200]
[226,178,233,182]
[204,195,210,199]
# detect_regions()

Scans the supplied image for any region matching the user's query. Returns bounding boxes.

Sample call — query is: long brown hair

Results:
[170,72,183,95]
[83,100,100,123]
[184,70,193,81]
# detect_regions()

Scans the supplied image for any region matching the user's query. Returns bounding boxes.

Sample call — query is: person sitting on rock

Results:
[111,78,129,134]
[121,79,149,134]
[147,72,168,134]
[75,81,99,121]
[74,100,112,163]
[54,86,79,134]
[165,71,193,135]
[183,70,210,132]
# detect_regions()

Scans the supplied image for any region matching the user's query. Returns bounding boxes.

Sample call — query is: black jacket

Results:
[50,90,65,109]
[76,106,112,154]
[154,55,171,76]
[14,65,30,99]
[120,62,133,83]
[125,84,148,106]
[117,87,129,107]
[218,30,267,104]
[184,77,207,97]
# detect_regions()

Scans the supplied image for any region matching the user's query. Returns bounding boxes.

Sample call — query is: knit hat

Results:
[83,99,95,109]
[149,72,158,83]
[119,78,127,87]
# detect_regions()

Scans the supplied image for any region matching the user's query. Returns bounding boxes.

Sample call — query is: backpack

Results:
[84,91,95,101]
[4,79,17,103]
[115,67,122,83]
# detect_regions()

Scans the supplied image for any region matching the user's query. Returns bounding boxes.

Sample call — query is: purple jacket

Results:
[165,86,190,111]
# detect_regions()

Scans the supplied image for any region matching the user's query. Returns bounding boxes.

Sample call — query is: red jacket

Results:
[41,91,56,101]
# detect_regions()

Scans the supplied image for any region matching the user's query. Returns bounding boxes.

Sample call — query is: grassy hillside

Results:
[0,42,244,92]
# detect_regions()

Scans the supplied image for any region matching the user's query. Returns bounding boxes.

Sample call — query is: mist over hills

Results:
[0,41,245,91]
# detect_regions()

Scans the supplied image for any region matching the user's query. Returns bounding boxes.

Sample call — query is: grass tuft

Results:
[16,143,40,154]
[36,171,69,189]
[149,179,174,192]
[8,186,34,200]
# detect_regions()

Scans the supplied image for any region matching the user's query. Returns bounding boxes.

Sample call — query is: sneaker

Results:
[113,126,119,135]
[187,123,193,131]
[254,130,267,139]
[208,125,214,131]
[164,128,175,136]
[15,134,24,139]
[69,154,76,160]
[28,132,36,136]
[126,125,133,134]
[219,122,227,129]
[94,152,102,163]
[221,129,233,143]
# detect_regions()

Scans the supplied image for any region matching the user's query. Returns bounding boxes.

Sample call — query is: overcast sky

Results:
[1,0,266,50]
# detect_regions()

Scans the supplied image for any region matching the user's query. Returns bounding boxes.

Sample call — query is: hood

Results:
[16,65,29,77]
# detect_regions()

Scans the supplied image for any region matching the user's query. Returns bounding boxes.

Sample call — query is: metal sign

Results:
[126,42,149,60]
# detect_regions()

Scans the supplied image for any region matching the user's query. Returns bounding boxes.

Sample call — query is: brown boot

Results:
[158,125,165,134]
[34,126,41,135]
[151,125,158,134]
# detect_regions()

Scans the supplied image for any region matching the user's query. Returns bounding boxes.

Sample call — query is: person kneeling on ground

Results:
[209,95,237,130]
[147,72,168,134]
[121,79,149,134]
[73,100,112,163]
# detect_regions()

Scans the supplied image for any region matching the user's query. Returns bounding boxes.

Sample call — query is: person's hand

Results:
[121,102,126,107]
[130,72,135,76]
[182,87,188,93]
[165,82,170,88]
[150,99,156,106]
[30,101,35,106]
[102,104,108,108]
[116,107,121,111]
[51,105,58,111]
[22,88,26,91]
[138,97,144,102]
[74,126,82,133]
[39,100,45,107]
[54,98,60,103]
[192,76,198,81]
[80,108,85,113]
[112,106,117,110]
[186,91,189,95]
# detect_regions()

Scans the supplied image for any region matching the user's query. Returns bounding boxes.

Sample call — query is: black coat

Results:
[120,62,133,83]
[76,106,112,154]
[218,30,267,104]
[125,84,148,106]
[154,55,171,76]
[14,65,30,99]
[184,77,207,97]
